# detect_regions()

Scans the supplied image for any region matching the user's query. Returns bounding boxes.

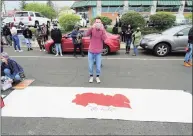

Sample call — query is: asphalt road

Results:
[1,47,192,135]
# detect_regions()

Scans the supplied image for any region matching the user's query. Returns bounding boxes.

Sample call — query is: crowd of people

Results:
[1,15,192,85]
[1,22,50,53]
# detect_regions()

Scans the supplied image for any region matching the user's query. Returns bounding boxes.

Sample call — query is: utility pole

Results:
[96,0,101,16]
[150,0,157,15]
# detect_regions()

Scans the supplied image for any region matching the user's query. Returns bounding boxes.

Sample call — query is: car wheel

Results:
[35,21,39,28]
[102,45,110,56]
[50,44,56,54]
[47,21,50,28]
[154,43,170,57]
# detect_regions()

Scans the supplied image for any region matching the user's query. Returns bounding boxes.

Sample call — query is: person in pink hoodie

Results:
[85,17,107,83]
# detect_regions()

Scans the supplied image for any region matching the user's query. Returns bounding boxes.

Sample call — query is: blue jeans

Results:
[4,68,21,81]
[12,35,21,50]
[184,43,192,62]
[88,52,101,76]
[126,38,132,47]
[133,46,138,55]
[55,43,62,54]
[25,38,32,48]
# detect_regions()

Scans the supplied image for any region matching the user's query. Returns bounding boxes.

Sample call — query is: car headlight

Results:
[146,39,155,42]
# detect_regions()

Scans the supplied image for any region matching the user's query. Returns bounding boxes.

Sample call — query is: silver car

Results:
[140,25,191,56]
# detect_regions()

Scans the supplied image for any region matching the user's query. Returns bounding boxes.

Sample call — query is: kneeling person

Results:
[1,52,25,83]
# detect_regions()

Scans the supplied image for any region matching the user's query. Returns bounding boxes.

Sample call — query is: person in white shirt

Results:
[11,26,23,52]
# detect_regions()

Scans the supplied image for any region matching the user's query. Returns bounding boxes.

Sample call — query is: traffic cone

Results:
[1,97,5,108]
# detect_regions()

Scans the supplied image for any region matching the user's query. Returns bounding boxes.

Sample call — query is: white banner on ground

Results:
[2,86,192,123]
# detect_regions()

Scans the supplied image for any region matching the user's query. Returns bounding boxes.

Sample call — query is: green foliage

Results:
[185,13,192,20]
[149,12,176,30]
[24,3,56,19]
[29,27,36,34]
[106,27,113,33]
[58,13,80,32]
[91,16,112,25]
[121,11,146,29]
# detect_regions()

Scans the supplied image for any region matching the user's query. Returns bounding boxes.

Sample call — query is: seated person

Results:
[1,52,25,83]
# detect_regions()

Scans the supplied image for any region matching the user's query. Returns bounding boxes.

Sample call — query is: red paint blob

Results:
[72,93,131,109]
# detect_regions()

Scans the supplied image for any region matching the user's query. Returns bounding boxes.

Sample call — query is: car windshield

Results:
[15,12,28,17]
[161,26,188,35]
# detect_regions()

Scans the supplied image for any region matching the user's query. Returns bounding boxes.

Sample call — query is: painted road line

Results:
[2,87,192,123]
[10,56,184,61]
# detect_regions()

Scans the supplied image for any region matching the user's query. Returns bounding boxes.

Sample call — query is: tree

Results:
[121,11,145,29]
[19,0,26,10]
[24,3,56,19]
[150,12,176,30]
[47,0,54,8]
[58,13,80,32]
[91,16,112,25]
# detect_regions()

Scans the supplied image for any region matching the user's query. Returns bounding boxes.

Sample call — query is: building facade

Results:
[71,0,192,21]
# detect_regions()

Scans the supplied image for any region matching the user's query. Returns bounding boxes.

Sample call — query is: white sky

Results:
[4,1,74,11]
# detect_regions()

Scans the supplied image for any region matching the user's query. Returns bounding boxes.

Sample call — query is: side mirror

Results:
[177,32,184,36]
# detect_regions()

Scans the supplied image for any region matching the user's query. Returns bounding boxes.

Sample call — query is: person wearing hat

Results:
[35,25,46,51]
[23,25,33,51]
[51,24,63,56]
[71,25,84,57]
[1,52,25,83]
[132,27,142,56]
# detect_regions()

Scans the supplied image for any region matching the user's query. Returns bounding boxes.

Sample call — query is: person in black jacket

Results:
[184,27,193,67]
[125,25,133,54]
[51,24,63,56]
[121,23,127,42]
[71,26,84,57]
[3,24,12,46]
[23,26,33,51]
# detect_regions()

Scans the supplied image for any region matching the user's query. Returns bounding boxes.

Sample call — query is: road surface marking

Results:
[2,86,192,123]
[13,79,35,90]
[10,56,184,61]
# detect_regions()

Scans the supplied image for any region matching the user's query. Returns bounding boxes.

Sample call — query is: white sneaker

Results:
[96,77,101,83]
[40,50,42,52]
[60,54,63,56]
[55,54,58,56]
[43,49,46,52]
[15,50,18,52]
[89,76,94,83]
[19,50,23,52]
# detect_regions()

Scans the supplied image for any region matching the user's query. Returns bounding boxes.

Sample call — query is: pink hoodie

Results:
[86,26,107,54]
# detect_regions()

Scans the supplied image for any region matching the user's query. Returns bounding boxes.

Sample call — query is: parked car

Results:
[140,25,191,56]
[13,11,51,28]
[45,28,121,55]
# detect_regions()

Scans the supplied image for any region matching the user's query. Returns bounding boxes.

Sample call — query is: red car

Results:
[45,28,120,55]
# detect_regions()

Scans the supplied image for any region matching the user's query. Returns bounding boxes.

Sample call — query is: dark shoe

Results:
[81,53,85,57]
[73,54,77,58]
[30,48,33,50]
